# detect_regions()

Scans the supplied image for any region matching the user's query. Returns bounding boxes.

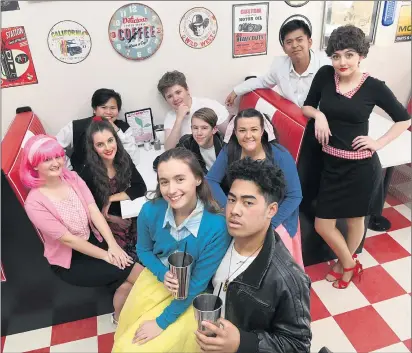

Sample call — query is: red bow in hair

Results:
[93,116,103,122]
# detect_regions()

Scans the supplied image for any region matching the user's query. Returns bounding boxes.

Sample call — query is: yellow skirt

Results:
[112,268,199,353]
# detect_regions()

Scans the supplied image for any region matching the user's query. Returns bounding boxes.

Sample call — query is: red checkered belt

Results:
[322,144,372,160]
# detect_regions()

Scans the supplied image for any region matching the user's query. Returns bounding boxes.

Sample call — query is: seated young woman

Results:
[21,134,144,324]
[206,108,304,267]
[112,148,231,353]
[56,88,138,172]
[79,117,147,263]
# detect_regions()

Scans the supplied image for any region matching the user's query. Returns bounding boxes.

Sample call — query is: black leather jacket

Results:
[225,228,312,353]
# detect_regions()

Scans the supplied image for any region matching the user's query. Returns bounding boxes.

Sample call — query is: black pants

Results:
[51,234,133,289]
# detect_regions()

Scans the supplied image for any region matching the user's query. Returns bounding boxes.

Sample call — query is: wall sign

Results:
[381,1,396,27]
[279,14,312,46]
[284,1,309,7]
[179,7,218,49]
[108,3,163,60]
[232,2,269,58]
[321,1,380,49]
[47,21,92,64]
[125,108,155,144]
[1,26,38,89]
[395,2,411,42]
[1,1,19,11]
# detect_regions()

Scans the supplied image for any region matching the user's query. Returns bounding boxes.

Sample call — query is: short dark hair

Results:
[157,70,188,98]
[227,157,285,204]
[326,25,370,57]
[192,108,218,128]
[280,19,311,45]
[91,88,122,111]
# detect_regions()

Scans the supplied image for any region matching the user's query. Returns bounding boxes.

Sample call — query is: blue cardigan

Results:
[205,144,302,236]
[136,198,231,330]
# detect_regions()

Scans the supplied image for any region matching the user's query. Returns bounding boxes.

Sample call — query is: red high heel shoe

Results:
[326,254,359,282]
[333,259,363,289]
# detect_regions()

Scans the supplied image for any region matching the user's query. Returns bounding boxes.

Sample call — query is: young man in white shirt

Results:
[158,70,230,150]
[225,20,331,108]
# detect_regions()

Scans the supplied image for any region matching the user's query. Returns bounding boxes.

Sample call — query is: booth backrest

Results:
[239,89,309,161]
[1,110,46,242]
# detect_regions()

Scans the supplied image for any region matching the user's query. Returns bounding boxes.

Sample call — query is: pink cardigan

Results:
[24,171,103,269]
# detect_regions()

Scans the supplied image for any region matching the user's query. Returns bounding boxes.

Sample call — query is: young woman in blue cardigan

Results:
[206,108,304,267]
[113,148,231,352]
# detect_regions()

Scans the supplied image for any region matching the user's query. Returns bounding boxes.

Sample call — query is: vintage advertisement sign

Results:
[47,20,92,64]
[108,3,163,60]
[232,2,269,58]
[1,26,38,89]
[125,108,155,144]
[395,2,411,42]
[1,1,20,11]
[179,7,218,49]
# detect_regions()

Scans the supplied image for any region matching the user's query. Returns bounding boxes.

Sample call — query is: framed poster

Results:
[125,108,155,145]
[1,1,19,11]
[108,3,163,61]
[279,14,312,45]
[47,20,92,64]
[284,1,309,8]
[179,7,218,49]
[321,1,380,49]
[1,26,38,89]
[395,2,411,42]
[232,2,269,58]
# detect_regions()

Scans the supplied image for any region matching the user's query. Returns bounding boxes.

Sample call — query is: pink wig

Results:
[19,134,72,189]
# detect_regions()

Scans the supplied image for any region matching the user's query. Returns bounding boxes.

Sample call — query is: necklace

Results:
[223,241,263,292]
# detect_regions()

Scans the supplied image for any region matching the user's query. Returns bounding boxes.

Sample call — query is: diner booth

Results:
[1,108,114,337]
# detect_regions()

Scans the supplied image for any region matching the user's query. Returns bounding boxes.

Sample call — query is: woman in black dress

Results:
[81,118,147,263]
[302,25,410,289]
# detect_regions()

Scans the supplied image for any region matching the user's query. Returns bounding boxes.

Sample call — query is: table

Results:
[368,112,411,231]
[121,146,164,219]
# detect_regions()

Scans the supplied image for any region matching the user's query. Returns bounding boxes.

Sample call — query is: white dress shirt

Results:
[233,50,331,107]
[56,120,139,169]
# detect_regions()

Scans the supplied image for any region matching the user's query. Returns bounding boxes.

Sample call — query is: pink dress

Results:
[275,222,304,269]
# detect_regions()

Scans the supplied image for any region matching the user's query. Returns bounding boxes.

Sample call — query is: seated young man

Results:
[177,107,224,173]
[56,88,138,172]
[225,19,330,108]
[158,70,230,150]
[195,157,312,353]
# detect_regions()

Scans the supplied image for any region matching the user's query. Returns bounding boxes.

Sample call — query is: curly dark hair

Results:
[85,119,132,206]
[157,70,188,98]
[326,25,370,57]
[149,147,221,213]
[228,157,286,204]
[227,108,281,168]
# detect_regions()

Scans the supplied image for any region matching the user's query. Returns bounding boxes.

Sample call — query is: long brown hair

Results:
[148,147,221,213]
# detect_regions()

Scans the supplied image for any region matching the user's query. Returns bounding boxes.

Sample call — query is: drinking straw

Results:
[214,283,223,310]
[181,241,187,267]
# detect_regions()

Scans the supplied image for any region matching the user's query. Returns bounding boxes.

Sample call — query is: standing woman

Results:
[81,117,147,263]
[112,148,231,352]
[20,134,143,323]
[302,25,410,289]
[206,108,304,267]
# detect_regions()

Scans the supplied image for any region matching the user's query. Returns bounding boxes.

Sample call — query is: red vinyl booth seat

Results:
[1,109,113,336]
[239,89,368,266]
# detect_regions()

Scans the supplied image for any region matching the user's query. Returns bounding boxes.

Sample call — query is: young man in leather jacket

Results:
[195,157,312,353]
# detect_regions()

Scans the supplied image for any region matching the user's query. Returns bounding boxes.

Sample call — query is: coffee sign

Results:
[108,3,163,60]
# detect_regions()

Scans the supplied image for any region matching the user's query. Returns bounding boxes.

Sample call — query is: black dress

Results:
[79,156,147,260]
[304,66,410,219]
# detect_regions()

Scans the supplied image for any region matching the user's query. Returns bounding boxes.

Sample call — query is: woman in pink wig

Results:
[20,134,144,324]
